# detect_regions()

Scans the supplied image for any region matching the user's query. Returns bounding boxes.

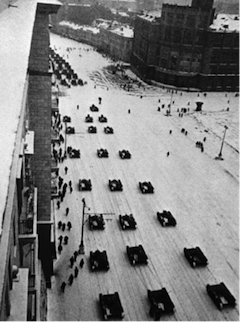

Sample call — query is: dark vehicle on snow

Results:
[148,288,175,320]
[126,245,148,265]
[206,282,236,310]
[63,115,71,122]
[90,250,109,271]
[66,126,75,134]
[119,214,137,230]
[99,114,107,122]
[97,148,108,158]
[70,149,80,158]
[99,292,124,321]
[85,114,93,123]
[104,126,114,134]
[157,210,176,227]
[119,150,131,159]
[79,179,92,191]
[184,247,208,268]
[88,126,97,133]
[89,214,105,230]
[90,104,99,112]
[109,179,123,191]
[139,181,154,193]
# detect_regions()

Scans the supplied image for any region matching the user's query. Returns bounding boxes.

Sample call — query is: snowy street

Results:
[48,33,239,321]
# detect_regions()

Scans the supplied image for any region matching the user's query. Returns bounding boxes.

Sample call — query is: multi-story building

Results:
[99,22,134,61]
[131,0,239,91]
[52,19,134,62]
[0,0,61,320]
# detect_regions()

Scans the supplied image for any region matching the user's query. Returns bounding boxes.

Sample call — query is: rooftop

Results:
[210,13,239,32]
[0,0,61,235]
[60,21,100,34]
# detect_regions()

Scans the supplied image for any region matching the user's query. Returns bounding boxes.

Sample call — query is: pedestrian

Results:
[128,109,131,114]
[60,193,64,203]
[57,200,60,209]
[74,251,78,261]
[58,221,62,229]
[69,180,72,188]
[68,274,74,285]
[167,152,170,157]
[70,256,74,268]
[58,235,63,244]
[60,281,66,293]
[64,236,69,245]
[64,166,68,174]
[79,258,84,268]
[67,221,72,230]
[66,207,69,216]
[77,105,79,110]
[58,244,63,254]
[169,130,172,134]
[70,186,73,193]
[74,266,79,278]
[203,137,206,142]
[185,131,188,135]
[62,223,66,232]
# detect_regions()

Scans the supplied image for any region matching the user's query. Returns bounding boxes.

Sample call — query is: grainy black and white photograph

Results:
[0,0,239,320]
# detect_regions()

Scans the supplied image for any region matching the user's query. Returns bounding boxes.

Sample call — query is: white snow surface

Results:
[0,0,61,235]
[0,0,37,235]
[48,33,239,321]
[210,13,239,32]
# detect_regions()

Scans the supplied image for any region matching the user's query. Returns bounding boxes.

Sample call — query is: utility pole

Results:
[216,125,228,160]
[79,198,86,255]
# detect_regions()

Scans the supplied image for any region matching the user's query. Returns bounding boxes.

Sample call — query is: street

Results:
[48,33,239,321]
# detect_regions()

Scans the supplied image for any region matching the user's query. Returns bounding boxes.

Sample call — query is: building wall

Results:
[0,82,27,321]
[28,6,55,287]
[131,1,239,91]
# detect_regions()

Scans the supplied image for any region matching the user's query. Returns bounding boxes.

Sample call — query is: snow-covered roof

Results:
[0,0,61,235]
[60,20,100,34]
[163,0,191,5]
[210,14,239,32]
[138,12,160,22]
[68,3,90,7]
[110,25,134,38]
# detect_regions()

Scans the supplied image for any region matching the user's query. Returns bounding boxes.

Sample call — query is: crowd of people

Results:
[51,111,85,294]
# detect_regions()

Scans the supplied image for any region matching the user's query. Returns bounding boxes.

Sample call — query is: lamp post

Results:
[216,125,228,160]
[79,198,86,255]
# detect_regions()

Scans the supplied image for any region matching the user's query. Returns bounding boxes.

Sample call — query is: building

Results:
[99,21,134,61]
[0,0,61,320]
[52,19,134,62]
[131,0,239,91]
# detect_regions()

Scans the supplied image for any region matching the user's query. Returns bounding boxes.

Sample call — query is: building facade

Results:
[52,19,134,63]
[131,0,239,91]
[0,0,61,320]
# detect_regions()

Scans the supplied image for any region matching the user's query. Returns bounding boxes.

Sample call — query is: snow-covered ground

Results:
[48,33,239,321]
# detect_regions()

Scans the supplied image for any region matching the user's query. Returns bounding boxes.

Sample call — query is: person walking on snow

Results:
[79,258,84,268]
[60,281,66,293]
[74,266,79,278]
[64,166,68,174]
[65,207,69,216]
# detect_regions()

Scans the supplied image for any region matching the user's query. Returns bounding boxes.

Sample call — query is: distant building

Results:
[0,0,61,320]
[99,21,134,61]
[131,0,239,91]
[53,19,134,62]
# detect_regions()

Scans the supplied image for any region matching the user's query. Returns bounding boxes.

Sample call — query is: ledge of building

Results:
[7,268,29,321]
